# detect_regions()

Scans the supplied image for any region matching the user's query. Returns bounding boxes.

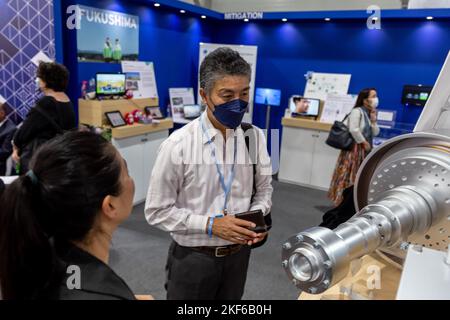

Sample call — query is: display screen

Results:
[183,104,201,119]
[289,96,320,117]
[96,73,126,96]
[105,111,126,127]
[401,85,433,107]
[255,88,282,106]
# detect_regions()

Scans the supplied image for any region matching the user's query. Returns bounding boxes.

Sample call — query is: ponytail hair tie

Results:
[26,170,39,185]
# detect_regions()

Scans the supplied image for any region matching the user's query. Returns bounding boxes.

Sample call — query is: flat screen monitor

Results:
[401,85,433,107]
[255,88,281,106]
[183,104,201,119]
[96,73,126,96]
[289,96,320,117]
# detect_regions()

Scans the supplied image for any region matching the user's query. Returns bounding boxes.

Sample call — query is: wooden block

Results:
[78,98,159,127]
[111,119,173,139]
[299,254,402,300]
[282,116,333,132]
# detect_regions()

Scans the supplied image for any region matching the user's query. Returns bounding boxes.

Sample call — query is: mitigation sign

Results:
[224,12,264,20]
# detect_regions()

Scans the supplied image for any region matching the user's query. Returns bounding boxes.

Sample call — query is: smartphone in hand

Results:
[234,210,267,233]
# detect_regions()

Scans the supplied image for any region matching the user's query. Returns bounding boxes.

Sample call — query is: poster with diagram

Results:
[320,93,357,124]
[304,72,351,101]
[121,61,158,99]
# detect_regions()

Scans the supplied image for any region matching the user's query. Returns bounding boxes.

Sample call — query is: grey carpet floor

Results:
[109,180,334,300]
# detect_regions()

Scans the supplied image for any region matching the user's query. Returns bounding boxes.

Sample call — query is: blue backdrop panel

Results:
[61,0,215,119]
[211,19,450,131]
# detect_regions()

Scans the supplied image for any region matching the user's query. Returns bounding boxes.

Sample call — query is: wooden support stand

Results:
[299,254,402,300]
[78,98,173,139]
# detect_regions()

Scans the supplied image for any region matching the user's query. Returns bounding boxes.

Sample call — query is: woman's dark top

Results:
[43,241,136,300]
[14,96,76,150]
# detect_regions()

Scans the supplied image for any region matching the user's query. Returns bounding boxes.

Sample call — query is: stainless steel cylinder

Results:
[282,133,450,294]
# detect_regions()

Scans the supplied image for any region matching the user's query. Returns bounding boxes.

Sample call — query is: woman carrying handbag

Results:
[328,88,380,205]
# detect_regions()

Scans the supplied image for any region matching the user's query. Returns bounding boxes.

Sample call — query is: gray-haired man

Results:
[145,48,273,300]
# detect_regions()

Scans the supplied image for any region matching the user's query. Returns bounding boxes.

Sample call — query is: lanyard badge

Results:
[201,114,237,215]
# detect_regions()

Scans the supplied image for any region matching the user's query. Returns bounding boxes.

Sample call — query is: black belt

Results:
[187,244,243,258]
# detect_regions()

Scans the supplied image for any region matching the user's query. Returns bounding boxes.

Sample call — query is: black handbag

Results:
[326,113,354,151]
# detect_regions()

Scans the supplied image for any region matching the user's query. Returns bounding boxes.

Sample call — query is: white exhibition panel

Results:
[113,130,169,205]
[278,126,340,191]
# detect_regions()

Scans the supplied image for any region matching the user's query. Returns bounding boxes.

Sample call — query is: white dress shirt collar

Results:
[202,111,242,145]
[202,111,220,144]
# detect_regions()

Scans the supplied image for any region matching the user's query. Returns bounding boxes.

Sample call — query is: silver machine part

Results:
[282,132,450,294]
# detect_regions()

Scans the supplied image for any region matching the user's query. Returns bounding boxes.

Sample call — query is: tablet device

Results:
[105,111,126,128]
[290,96,320,118]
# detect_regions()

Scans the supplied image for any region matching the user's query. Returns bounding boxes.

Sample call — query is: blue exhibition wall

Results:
[59,0,215,117]
[56,1,450,134]
[211,18,450,131]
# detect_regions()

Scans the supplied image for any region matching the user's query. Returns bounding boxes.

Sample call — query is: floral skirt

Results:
[328,143,368,206]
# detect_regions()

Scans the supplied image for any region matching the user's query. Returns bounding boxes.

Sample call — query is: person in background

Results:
[328,88,380,205]
[0,131,137,300]
[145,48,273,300]
[0,103,16,176]
[294,97,310,114]
[113,38,122,62]
[12,61,76,175]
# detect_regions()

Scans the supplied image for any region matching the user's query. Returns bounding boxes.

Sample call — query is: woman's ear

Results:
[101,195,117,220]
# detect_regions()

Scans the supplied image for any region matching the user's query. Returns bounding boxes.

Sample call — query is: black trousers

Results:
[165,241,251,300]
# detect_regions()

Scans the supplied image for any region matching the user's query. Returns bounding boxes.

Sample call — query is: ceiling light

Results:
[426,16,434,20]
[282,18,287,22]
[325,18,331,22]
[244,18,249,22]
[180,10,186,13]
[201,15,206,19]
[154,3,160,7]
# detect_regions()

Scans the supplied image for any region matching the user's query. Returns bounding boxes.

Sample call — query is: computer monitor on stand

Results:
[255,88,282,136]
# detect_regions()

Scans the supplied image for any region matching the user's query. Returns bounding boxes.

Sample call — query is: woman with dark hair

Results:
[328,88,380,205]
[0,131,136,300]
[12,61,76,174]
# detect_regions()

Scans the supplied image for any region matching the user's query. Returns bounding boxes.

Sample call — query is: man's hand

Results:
[247,232,268,246]
[211,215,259,245]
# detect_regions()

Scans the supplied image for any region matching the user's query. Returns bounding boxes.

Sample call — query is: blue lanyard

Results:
[201,114,237,214]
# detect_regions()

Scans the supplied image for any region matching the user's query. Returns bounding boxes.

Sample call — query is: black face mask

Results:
[211,98,248,129]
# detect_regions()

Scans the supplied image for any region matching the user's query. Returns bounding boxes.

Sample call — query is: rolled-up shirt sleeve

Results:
[249,128,273,215]
[144,139,209,234]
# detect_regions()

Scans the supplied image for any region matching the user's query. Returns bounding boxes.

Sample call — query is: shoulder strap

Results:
[241,122,257,176]
[35,100,64,134]
[241,123,272,231]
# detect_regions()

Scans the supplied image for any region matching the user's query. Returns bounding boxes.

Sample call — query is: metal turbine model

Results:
[282,52,450,295]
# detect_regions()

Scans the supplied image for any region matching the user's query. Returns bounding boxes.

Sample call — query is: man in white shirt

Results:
[145,48,273,300]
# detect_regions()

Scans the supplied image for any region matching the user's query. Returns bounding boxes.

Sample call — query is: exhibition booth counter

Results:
[278,116,339,191]
[78,98,173,204]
